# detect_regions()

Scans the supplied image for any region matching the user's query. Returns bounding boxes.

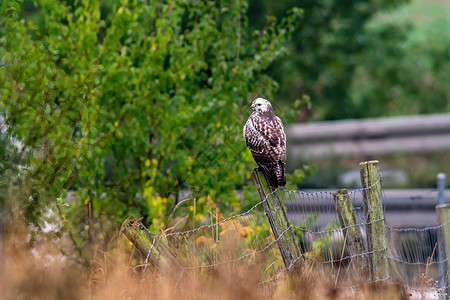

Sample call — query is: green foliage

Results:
[250,0,450,120]
[1,0,99,227]
[249,0,410,120]
[349,1,450,117]
[0,0,301,259]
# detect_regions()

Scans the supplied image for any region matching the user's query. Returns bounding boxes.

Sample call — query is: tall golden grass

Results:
[0,217,408,300]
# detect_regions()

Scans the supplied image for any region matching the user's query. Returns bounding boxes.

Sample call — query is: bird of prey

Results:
[243,98,286,187]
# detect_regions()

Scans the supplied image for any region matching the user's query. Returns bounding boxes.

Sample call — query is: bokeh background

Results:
[0,1,449,297]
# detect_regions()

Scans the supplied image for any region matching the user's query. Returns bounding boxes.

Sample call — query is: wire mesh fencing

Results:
[129,178,449,298]
[128,190,284,287]
[282,185,449,297]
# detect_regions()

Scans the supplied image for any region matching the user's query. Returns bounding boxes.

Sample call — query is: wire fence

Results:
[138,180,449,298]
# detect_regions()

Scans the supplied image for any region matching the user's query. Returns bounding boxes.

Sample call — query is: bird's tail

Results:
[275,162,286,187]
[259,162,285,188]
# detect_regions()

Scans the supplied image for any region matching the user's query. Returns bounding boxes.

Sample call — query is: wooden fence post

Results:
[359,160,389,282]
[436,204,450,297]
[252,168,303,271]
[333,189,368,271]
[121,218,181,275]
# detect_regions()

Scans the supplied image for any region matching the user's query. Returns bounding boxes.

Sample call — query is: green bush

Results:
[0,0,301,260]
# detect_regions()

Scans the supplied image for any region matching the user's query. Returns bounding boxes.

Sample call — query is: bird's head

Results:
[251,98,272,113]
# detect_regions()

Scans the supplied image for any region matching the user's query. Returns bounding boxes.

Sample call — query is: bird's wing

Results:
[274,116,286,163]
[244,116,268,156]
[244,114,284,163]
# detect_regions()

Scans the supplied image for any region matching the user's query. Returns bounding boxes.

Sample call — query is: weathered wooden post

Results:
[436,204,450,298]
[252,168,303,271]
[436,173,448,299]
[333,189,368,271]
[121,218,182,274]
[359,160,389,282]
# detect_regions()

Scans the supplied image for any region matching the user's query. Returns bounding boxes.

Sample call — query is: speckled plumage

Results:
[243,98,286,187]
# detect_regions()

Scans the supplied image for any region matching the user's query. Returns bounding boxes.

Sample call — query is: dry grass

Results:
[0,220,409,300]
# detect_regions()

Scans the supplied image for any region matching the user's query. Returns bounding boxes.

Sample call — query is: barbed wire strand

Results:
[157,188,279,238]
[388,255,450,266]
[385,221,450,232]
[174,225,294,288]
[136,178,450,295]
[142,237,156,273]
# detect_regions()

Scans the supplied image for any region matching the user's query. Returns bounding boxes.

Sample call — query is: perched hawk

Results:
[243,98,286,187]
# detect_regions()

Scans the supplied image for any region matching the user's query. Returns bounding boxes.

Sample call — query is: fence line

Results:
[385,221,450,232]
[129,175,448,297]
[157,188,278,238]
[292,216,384,235]
[181,225,294,271]
[388,255,450,266]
